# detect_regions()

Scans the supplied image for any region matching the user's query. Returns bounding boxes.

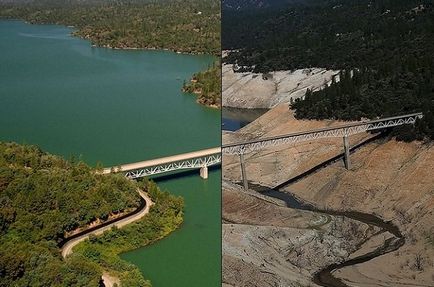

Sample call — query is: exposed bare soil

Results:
[222,104,434,287]
[222,182,380,287]
[223,104,371,187]
[287,140,434,286]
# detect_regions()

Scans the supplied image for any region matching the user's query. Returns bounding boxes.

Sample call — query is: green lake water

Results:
[122,169,221,287]
[0,20,221,287]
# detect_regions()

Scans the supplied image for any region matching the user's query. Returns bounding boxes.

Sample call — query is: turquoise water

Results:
[0,20,220,167]
[0,20,221,287]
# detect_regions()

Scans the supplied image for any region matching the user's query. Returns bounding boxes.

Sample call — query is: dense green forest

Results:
[222,0,306,11]
[223,0,434,139]
[0,142,184,286]
[0,0,220,54]
[183,61,221,108]
[223,0,434,71]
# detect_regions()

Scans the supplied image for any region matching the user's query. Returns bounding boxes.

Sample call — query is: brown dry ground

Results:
[222,181,380,287]
[223,104,372,187]
[222,104,434,287]
[288,140,434,286]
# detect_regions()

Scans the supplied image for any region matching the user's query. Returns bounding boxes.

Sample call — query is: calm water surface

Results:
[222,107,267,131]
[0,20,219,166]
[0,20,220,287]
[122,169,221,287]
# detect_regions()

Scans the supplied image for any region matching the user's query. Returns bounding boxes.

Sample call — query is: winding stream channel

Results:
[249,184,405,287]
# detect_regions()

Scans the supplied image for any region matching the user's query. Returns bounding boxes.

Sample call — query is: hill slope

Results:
[0,142,139,286]
[0,0,221,54]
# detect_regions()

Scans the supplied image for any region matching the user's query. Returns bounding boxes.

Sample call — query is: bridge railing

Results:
[124,153,221,179]
[222,112,423,190]
[222,112,423,155]
[103,147,221,179]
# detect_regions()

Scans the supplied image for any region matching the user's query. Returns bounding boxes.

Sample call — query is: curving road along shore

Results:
[60,189,153,287]
[61,189,153,258]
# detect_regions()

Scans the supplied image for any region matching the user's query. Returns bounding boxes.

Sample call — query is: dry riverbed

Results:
[222,104,434,286]
[222,182,380,287]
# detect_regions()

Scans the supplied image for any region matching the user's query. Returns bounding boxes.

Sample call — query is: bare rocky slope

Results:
[223,104,370,187]
[222,64,338,109]
[223,105,434,286]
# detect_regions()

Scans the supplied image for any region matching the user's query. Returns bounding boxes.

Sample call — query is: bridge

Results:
[222,113,423,190]
[103,147,221,179]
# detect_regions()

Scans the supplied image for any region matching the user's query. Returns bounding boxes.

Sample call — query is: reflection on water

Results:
[19,32,72,40]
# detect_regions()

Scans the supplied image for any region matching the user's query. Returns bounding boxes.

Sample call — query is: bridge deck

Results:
[222,112,423,150]
[103,147,221,174]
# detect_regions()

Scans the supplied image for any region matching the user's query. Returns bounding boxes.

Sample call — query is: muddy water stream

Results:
[249,184,405,287]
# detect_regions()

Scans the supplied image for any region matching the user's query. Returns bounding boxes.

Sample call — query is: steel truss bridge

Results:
[103,147,221,179]
[222,112,423,190]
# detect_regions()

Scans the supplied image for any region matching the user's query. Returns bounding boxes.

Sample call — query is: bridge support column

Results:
[200,166,208,179]
[239,153,249,191]
[343,135,351,170]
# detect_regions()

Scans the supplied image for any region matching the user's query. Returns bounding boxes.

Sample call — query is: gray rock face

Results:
[222,64,339,109]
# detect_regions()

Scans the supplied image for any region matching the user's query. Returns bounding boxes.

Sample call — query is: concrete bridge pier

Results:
[239,153,249,191]
[200,165,208,179]
[343,135,351,170]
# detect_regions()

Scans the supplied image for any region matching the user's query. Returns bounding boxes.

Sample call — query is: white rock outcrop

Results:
[223,64,339,109]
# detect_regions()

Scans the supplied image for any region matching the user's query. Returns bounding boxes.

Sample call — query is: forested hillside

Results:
[222,0,305,10]
[0,0,222,106]
[0,0,220,54]
[0,142,184,286]
[0,142,138,285]
[223,0,434,139]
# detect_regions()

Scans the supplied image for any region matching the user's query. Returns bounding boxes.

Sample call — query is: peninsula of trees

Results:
[183,61,221,108]
[223,0,434,139]
[0,142,184,286]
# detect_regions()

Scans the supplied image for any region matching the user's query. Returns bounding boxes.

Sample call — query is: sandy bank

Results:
[287,139,434,286]
[101,272,121,287]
